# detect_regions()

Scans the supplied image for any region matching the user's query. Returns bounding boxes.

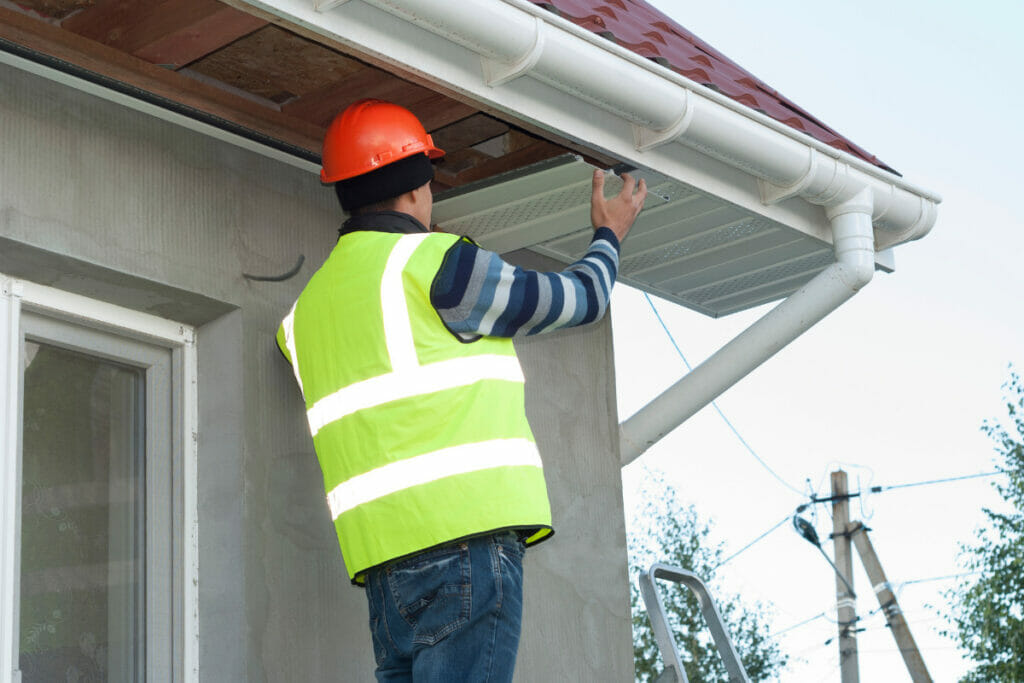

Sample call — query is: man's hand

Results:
[590,169,647,242]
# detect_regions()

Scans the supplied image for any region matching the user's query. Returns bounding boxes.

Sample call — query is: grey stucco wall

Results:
[0,62,633,681]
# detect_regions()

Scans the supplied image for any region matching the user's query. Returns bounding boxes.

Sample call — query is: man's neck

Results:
[339,211,430,238]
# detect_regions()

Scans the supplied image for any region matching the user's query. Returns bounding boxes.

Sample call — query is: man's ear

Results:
[390,187,420,214]
[411,181,432,203]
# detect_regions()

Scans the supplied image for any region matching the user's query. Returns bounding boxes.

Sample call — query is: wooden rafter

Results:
[10,0,90,21]
[435,135,564,186]
[186,25,365,104]
[431,114,510,153]
[0,7,322,155]
[2,0,611,187]
[61,0,266,68]
[132,8,265,68]
[282,67,475,131]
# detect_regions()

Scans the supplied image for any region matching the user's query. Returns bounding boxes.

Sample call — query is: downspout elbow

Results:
[618,188,879,468]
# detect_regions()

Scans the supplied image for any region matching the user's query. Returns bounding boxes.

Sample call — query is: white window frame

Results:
[0,274,198,683]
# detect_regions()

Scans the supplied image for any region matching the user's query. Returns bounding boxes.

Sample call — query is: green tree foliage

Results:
[628,471,787,682]
[945,368,1024,682]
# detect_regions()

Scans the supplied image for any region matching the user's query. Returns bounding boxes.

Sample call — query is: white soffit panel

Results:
[433,156,839,318]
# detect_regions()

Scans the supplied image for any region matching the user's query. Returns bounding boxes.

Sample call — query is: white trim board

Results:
[0,274,199,683]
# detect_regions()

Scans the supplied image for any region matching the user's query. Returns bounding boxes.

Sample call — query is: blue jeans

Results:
[364,531,525,682]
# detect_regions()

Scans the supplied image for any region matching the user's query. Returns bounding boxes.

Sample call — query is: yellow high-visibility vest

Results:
[277,230,552,582]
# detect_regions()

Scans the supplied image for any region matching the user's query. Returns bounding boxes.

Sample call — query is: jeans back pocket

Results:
[386,543,472,646]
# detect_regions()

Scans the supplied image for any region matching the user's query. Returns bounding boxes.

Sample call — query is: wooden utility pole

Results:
[849,522,933,682]
[831,470,860,683]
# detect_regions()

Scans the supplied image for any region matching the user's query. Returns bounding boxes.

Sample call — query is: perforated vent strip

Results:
[442,183,593,240]
[620,219,773,275]
[441,178,696,243]
[683,249,834,305]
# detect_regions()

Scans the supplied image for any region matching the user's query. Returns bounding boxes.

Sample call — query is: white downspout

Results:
[619,188,876,466]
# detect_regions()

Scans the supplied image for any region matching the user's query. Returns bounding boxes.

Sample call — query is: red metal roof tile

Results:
[530,0,896,174]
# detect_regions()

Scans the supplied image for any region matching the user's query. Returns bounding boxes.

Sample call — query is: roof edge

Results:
[229,0,940,246]
[500,0,938,202]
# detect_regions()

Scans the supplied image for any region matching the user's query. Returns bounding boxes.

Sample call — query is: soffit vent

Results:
[433,155,836,317]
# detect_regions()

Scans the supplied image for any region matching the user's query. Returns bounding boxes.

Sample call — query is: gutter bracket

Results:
[759,149,820,204]
[632,90,694,151]
[482,16,545,86]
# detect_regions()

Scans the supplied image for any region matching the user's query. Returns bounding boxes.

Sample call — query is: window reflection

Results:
[20,341,144,682]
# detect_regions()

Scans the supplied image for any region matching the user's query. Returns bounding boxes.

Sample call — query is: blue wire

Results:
[643,292,805,496]
[713,513,791,569]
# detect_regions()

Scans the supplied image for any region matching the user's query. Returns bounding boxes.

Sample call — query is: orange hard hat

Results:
[320,99,445,183]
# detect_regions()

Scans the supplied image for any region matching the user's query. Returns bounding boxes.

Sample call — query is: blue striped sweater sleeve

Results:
[430,227,621,339]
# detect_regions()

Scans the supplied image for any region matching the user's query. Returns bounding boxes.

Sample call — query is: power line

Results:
[767,612,827,639]
[643,292,805,496]
[804,469,1013,507]
[875,470,1008,492]
[861,610,945,627]
[714,513,791,569]
[901,571,980,587]
[858,645,961,654]
[782,610,948,653]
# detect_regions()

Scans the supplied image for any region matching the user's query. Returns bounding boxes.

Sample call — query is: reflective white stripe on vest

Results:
[307,354,524,437]
[282,301,304,397]
[327,438,541,519]
[380,233,429,372]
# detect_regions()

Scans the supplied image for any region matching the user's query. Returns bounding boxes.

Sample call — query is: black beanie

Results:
[333,153,434,212]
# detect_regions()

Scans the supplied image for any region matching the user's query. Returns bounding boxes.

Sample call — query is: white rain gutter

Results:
[297,0,939,247]
[619,189,876,465]
[231,0,941,463]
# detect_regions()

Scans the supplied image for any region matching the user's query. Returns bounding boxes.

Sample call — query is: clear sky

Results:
[612,1,1024,681]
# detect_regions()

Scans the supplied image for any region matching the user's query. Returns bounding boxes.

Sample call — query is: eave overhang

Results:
[223,0,941,316]
[0,0,942,318]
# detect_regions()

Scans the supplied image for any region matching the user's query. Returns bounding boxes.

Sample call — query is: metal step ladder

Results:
[638,563,752,683]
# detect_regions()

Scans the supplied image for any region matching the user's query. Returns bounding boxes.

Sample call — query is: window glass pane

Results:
[19,341,144,682]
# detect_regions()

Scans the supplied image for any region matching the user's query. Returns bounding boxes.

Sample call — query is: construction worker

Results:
[276,99,646,682]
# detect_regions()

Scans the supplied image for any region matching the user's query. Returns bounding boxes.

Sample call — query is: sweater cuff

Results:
[592,226,620,251]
